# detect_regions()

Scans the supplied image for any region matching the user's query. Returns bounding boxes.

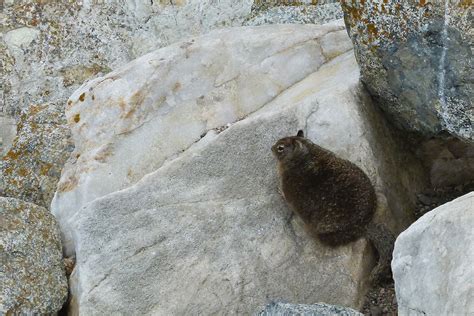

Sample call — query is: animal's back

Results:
[280,140,376,246]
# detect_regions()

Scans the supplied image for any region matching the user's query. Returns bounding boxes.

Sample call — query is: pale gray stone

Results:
[51,22,352,256]
[392,192,474,315]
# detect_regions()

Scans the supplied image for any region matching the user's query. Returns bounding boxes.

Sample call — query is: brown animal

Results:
[272,130,394,283]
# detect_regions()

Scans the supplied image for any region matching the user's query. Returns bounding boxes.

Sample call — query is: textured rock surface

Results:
[341,1,473,141]
[52,22,356,255]
[392,192,474,315]
[0,102,73,208]
[0,1,254,118]
[0,1,344,121]
[0,197,68,314]
[245,2,342,26]
[417,137,474,187]
[67,24,426,314]
[259,301,363,316]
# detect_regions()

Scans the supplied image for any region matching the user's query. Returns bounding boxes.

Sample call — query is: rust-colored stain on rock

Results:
[124,108,136,119]
[172,82,182,92]
[119,97,127,111]
[130,91,144,106]
[57,176,78,193]
[79,92,86,102]
[73,113,80,123]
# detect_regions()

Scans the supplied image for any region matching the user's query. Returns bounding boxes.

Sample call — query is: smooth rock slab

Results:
[52,22,353,255]
[70,47,425,314]
[392,192,474,315]
[0,197,68,314]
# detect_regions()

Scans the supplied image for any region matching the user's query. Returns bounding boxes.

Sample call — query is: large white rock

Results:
[63,22,426,314]
[392,192,474,315]
[52,21,356,255]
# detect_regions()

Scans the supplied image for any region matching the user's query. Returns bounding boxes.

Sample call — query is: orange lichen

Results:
[5,150,20,160]
[367,23,378,36]
[79,92,86,102]
[18,168,28,177]
[4,166,14,175]
[40,163,52,176]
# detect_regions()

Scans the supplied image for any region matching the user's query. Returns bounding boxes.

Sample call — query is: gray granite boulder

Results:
[245,2,342,26]
[259,301,363,316]
[0,197,68,314]
[341,1,473,141]
[392,192,474,315]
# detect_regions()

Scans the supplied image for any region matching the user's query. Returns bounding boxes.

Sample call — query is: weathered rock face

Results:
[245,1,342,26]
[0,102,73,208]
[392,192,474,315]
[417,137,474,187]
[341,1,473,141]
[0,197,68,314]
[63,23,426,314]
[52,21,356,255]
[0,1,254,118]
[259,301,363,316]
[1,0,344,122]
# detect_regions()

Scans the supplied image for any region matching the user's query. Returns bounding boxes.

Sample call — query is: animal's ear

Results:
[296,130,304,137]
[294,139,308,153]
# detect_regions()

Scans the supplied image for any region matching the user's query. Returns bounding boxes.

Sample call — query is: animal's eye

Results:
[277,145,285,152]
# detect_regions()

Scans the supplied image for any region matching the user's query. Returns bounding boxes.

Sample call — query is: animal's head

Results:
[272,130,308,162]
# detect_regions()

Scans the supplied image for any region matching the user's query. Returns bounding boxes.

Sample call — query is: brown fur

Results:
[272,130,394,283]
